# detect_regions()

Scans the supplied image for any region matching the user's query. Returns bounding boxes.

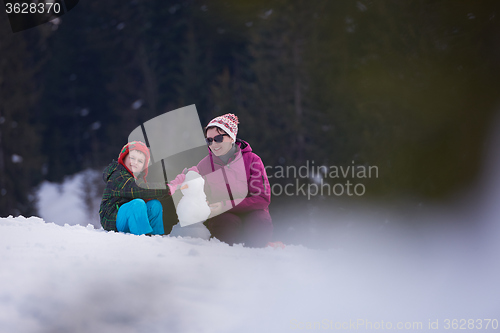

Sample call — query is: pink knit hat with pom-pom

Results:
[206,113,239,141]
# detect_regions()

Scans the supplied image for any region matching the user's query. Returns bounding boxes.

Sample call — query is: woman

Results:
[197,113,273,247]
[99,141,185,235]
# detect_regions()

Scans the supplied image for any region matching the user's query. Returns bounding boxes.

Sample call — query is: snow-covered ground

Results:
[1,207,499,333]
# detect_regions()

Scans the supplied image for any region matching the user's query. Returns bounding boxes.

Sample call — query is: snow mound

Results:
[1,215,498,333]
[36,169,102,228]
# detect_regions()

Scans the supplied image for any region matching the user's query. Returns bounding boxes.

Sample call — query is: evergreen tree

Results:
[309,0,500,198]
[0,16,52,215]
[241,0,319,167]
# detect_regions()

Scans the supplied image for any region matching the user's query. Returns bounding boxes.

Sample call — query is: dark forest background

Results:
[1,0,500,227]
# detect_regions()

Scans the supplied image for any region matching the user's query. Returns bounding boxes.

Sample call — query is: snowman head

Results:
[180,171,205,196]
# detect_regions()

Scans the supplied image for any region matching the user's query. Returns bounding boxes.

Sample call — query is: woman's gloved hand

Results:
[168,166,199,195]
[167,173,186,195]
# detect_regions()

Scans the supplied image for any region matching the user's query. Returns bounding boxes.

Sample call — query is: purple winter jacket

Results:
[196,139,271,215]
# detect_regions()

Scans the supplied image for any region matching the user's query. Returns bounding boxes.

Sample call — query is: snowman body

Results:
[170,171,211,239]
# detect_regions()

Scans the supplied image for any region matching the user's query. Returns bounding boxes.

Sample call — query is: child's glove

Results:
[167,173,186,195]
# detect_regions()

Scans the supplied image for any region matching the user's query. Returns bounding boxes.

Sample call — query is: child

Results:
[99,141,185,235]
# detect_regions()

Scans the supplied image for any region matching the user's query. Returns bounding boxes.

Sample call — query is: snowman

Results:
[169,170,211,240]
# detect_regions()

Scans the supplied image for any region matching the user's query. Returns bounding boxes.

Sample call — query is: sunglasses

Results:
[205,134,229,145]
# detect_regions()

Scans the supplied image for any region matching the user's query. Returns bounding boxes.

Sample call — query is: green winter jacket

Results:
[99,160,170,231]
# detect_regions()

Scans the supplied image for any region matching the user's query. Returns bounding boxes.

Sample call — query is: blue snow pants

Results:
[116,199,164,235]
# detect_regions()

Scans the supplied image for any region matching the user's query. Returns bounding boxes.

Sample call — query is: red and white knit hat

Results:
[206,113,239,141]
[117,141,151,180]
